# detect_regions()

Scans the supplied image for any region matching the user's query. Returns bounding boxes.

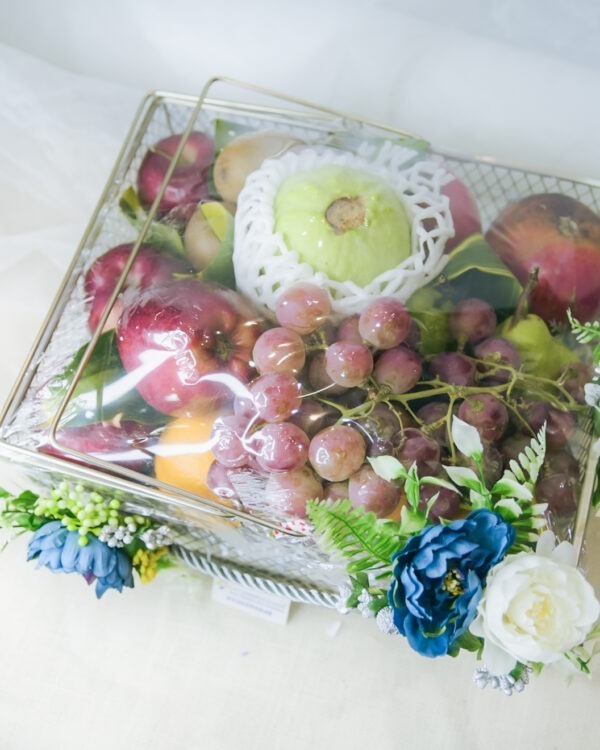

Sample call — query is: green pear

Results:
[498,313,578,378]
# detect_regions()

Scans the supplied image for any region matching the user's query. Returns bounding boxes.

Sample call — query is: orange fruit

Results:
[154,412,224,503]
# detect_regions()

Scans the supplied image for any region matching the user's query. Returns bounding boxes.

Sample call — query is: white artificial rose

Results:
[470,533,600,676]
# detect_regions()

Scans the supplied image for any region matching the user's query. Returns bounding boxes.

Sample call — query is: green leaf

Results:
[369,454,407,482]
[199,207,235,288]
[306,498,403,573]
[398,506,428,535]
[443,465,483,492]
[8,489,39,510]
[404,465,421,510]
[448,630,483,657]
[213,119,254,154]
[321,131,430,168]
[419,475,456,492]
[119,186,185,257]
[494,497,523,521]
[501,424,546,490]
[491,476,533,501]
[407,286,451,355]
[41,330,166,428]
[118,185,143,223]
[567,309,600,345]
[432,234,522,317]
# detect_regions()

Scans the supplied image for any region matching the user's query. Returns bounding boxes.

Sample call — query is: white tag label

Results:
[211,578,291,625]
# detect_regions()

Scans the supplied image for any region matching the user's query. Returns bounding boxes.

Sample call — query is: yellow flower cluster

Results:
[133,546,168,584]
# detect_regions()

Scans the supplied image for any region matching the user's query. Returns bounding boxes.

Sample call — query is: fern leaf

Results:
[568,310,600,344]
[501,424,546,489]
[306,498,402,573]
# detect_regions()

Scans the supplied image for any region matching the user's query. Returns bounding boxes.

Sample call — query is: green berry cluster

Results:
[32,481,148,547]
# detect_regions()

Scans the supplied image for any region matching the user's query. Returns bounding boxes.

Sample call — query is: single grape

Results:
[252,422,309,472]
[289,398,336,437]
[416,401,450,447]
[418,483,461,522]
[544,449,580,479]
[537,472,578,518]
[358,297,411,349]
[546,408,577,450]
[336,315,363,345]
[249,372,302,423]
[348,464,401,517]
[519,400,548,433]
[233,387,259,423]
[264,466,324,518]
[323,481,350,502]
[325,341,373,387]
[307,351,347,395]
[341,387,372,409]
[559,362,594,404]
[373,346,422,394]
[429,351,476,386]
[206,460,239,500]
[457,394,509,443]
[275,283,331,335]
[519,400,576,450]
[308,424,366,482]
[449,298,496,346]
[252,326,306,375]
[473,337,521,384]
[211,415,250,468]
[350,403,411,457]
[500,433,533,466]
[394,428,442,476]
[367,437,395,458]
[403,318,422,350]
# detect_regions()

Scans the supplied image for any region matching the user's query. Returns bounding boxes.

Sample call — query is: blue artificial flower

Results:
[388,509,515,658]
[27,520,134,598]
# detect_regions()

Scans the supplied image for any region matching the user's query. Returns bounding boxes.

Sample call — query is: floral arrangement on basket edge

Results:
[0,315,599,696]
[302,312,600,695]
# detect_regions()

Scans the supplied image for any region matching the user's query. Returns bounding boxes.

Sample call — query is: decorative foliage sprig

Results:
[0,482,176,596]
[306,415,598,694]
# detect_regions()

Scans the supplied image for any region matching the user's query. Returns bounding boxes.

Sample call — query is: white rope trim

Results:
[172,545,341,607]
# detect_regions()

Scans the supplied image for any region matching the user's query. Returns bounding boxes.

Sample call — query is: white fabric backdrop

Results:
[0,3,599,748]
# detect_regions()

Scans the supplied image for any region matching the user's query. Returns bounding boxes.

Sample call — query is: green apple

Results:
[273,165,411,286]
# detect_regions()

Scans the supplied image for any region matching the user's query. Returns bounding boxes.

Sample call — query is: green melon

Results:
[273,165,412,287]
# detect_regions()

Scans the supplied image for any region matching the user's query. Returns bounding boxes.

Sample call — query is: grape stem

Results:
[309,354,583,463]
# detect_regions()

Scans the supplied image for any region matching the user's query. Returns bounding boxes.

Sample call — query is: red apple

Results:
[84,243,189,332]
[485,193,600,323]
[137,131,214,215]
[40,420,157,474]
[116,277,262,414]
[442,176,481,251]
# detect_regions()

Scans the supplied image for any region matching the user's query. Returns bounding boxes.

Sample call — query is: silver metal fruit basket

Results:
[0,77,598,606]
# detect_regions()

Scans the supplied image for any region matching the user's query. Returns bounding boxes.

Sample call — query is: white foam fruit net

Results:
[233,145,456,317]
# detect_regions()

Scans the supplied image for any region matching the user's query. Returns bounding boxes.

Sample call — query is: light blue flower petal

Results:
[95,579,110,599]
[116,551,134,588]
[59,533,81,573]
[27,521,66,559]
[93,540,116,579]
[37,547,63,571]
[76,540,98,574]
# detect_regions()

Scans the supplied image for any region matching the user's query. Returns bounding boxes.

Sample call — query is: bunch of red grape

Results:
[204,282,585,526]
